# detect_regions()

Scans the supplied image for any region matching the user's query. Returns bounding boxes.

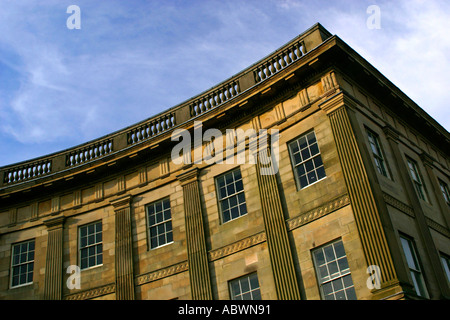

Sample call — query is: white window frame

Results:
[312,239,357,300]
[229,272,261,300]
[400,235,429,298]
[10,239,35,288]
[367,129,389,178]
[406,158,428,202]
[79,220,103,270]
[440,253,450,284]
[215,168,248,224]
[438,179,450,207]
[288,130,326,190]
[146,198,173,250]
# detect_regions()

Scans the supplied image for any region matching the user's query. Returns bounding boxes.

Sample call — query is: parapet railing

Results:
[0,24,331,188]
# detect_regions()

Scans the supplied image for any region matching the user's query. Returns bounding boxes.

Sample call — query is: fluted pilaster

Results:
[111,195,135,300]
[43,215,65,300]
[321,94,397,287]
[177,167,213,300]
[255,147,301,300]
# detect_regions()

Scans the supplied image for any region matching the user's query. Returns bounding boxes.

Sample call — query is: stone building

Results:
[0,23,449,300]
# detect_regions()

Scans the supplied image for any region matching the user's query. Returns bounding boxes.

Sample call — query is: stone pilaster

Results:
[320,93,398,290]
[384,125,450,299]
[43,215,65,300]
[255,147,301,300]
[111,195,135,300]
[177,167,213,300]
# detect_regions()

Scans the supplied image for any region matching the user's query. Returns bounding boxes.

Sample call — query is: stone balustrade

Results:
[127,112,176,145]
[65,138,114,167]
[2,158,52,184]
[0,24,331,188]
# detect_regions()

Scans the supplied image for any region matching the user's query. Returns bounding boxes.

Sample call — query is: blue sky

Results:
[1,0,449,166]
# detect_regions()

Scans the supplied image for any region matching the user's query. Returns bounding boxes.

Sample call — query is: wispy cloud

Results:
[0,0,448,166]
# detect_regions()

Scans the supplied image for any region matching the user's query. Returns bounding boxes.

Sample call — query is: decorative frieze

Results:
[321,71,338,93]
[65,283,115,300]
[298,89,309,107]
[209,232,267,261]
[95,183,103,202]
[30,202,38,221]
[117,176,126,193]
[135,261,189,286]
[73,190,82,207]
[159,158,170,178]
[8,208,17,227]
[287,194,350,231]
[51,197,60,215]
[139,167,148,184]
[382,193,414,217]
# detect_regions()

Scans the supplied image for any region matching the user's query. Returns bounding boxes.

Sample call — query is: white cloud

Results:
[0,0,448,166]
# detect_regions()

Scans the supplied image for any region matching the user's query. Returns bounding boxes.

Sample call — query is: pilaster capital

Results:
[420,152,436,168]
[110,194,132,211]
[383,124,400,142]
[43,215,65,230]
[176,167,199,186]
[318,91,356,115]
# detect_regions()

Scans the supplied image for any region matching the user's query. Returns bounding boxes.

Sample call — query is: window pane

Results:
[299,136,307,149]
[240,278,250,292]
[290,141,299,154]
[337,257,349,272]
[217,176,225,188]
[11,240,35,287]
[217,169,247,223]
[229,195,238,207]
[301,148,311,160]
[313,240,355,300]
[324,245,336,262]
[342,274,353,288]
[289,131,326,189]
[307,132,317,144]
[223,210,230,223]
[305,159,314,172]
[299,175,308,188]
[334,241,345,258]
[252,289,261,300]
[441,255,450,282]
[400,237,417,270]
[147,198,173,249]
[79,222,102,269]
[400,236,428,297]
[230,207,239,219]
[322,282,333,295]
[346,287,357,300]
[233,169,242,181]
[314,250,325,266]
[235,179,243,192]
[332,278,343,291]
[328,261,339,276]
[229,273,260,301]
[317,166,326,180]
[335,290,346,300]
[294,152,301,164]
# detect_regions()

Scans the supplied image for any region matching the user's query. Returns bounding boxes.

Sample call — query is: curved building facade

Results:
[0,24,449,300]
